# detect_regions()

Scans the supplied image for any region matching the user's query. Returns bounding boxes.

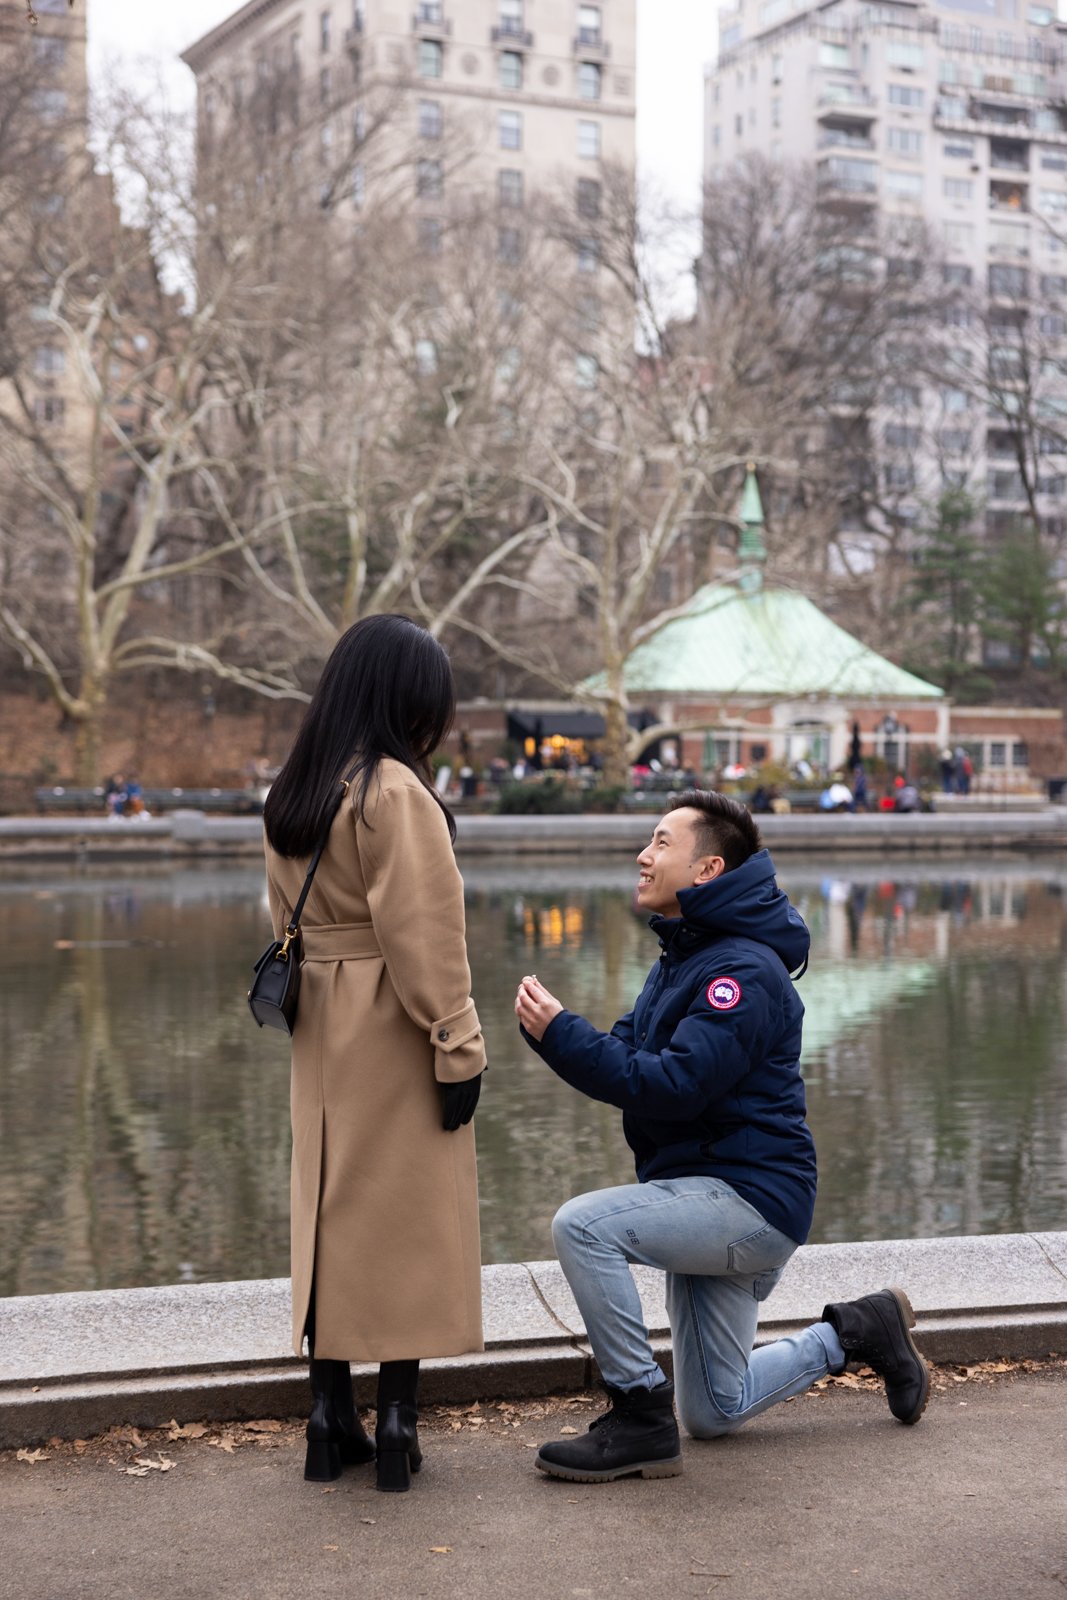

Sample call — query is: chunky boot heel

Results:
[374,1398,421,1493]
[375,1449,413,1492]
[304,1435,342,1481]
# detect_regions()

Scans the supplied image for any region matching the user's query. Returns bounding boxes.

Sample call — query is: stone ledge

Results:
[2,1231,1064,1447]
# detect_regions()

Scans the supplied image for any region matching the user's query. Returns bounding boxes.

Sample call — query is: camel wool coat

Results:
[264,758,485,1362]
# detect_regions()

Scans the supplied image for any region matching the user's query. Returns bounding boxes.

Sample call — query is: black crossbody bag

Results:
[248,769,356,1034]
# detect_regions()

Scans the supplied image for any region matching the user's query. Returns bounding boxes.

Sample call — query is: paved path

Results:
[3,1365,1065,1600]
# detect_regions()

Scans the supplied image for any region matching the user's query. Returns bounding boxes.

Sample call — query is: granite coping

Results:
[3,1232,1065,1390]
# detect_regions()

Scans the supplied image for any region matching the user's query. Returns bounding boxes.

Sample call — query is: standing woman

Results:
[262,615,485,1494]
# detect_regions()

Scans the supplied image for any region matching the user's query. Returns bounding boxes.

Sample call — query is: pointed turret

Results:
[738,461,766,592]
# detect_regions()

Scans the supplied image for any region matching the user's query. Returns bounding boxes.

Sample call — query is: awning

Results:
[506,707,659,741]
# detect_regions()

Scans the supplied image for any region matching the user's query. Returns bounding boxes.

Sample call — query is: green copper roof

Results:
[605,583,945,700]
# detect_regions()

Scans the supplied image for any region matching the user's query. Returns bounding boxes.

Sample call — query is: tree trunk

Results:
[600,696,631,791]
[72,680,106,786]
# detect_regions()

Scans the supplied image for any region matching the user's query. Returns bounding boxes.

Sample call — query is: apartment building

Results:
[703,0,1067,588]
[0,0,89,448]
[182,0,636,228]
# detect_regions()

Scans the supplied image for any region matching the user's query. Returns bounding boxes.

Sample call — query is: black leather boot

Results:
[822,1287,930,1425]
[535,1380,682,1483]
[304,1358,375,1481]
[375,1360,422,1492]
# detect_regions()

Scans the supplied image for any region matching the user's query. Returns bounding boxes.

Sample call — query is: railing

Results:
[573,30,610,57]
[413,10,452,33]
[492,19,533,45]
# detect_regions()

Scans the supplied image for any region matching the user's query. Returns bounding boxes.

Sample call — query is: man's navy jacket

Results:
[524,848,817,1245]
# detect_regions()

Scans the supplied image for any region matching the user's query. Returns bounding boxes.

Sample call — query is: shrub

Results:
[496,778,582,814]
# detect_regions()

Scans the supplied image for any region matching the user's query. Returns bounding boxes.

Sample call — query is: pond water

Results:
[1,856,1065,1298]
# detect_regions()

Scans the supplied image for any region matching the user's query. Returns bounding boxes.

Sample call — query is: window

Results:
[498,0,523,32]
[575,353,599,389]
[320,9,331,51]
[885,424,921,448]
[498,290,521,322]
[941,386,969,413]
[578,293,600,331]
[888,84,924,108]
[576,177,601,218]
[498,109,522,149]
[771,98,781,129]
[32,35,66,67]
[884,462,916,491]
[498,167,523,207]
[944,177,972,200]
[33,397,64,425]
[578,119,600,159]
[943,263,973,286]
[1038,189,1067,215]
[578,61,602,100]
[418,215,443,255]
[771,52,783,82]
[498,225,522,263]
[353,105,366,141]
[499,51,523,90]
[943,142,974,159]
[1012,740,1029,767]
[888,127,922,158]
[1041,154,1067,172]
[414,338,438,376]
[1041,273,1067,295]
[887,41,924,70]
[33,89,67,119]
[886,384,921,409]
[944,221,975,252]
[819,42,849,69]
[1029,4,1053,20]
[320,67,331,103]
[576,236,599,273]
[885,170,923,200]
[497,347,521,384]
[734,113,743,137]
[577,4,601,44]
[989,264,1028,295]
[419,99,443,138]
[34,344,65,376]
[989,741,1007,767]
[416,158,443,199]
[418,39,443,77]
[939,429,971,453]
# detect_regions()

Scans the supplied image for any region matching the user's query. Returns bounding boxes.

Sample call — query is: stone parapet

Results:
[2,1232,1064,1448]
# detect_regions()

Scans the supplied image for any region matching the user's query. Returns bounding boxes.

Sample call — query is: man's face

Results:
[635,808,725,918]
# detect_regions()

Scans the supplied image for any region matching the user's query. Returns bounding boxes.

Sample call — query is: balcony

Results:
[491,20,533,47]
[413,7,452,36]
[989,179,1029,212]
[816,89,877,122]
[817,128,874,151]
[344,16,363,50]
[989,139,1030,174]
[817,156,878,204]
[573,29,610,59]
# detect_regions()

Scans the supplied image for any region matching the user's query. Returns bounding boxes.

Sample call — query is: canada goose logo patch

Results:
[706,977,742,1011]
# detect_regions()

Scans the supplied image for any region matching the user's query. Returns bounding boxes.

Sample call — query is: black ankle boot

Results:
[822,1287,930,1425]
[375,1401,423,1492]
[304,1358,375,1481]
[535,1380,682,1483]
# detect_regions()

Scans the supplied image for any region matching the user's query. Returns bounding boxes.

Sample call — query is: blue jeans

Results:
[552,1178,846,1439]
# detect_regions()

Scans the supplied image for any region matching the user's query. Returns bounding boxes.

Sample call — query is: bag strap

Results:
[278,764,359,956]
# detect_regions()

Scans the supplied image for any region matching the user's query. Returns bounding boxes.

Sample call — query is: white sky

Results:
[85,0,719,215]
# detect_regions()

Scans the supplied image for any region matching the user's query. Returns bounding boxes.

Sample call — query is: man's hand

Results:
[515,974,564,1042]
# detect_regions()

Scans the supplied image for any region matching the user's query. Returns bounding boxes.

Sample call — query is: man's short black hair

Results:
[665,789,762,873]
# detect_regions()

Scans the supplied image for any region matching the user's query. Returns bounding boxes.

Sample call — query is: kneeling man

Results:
[516,790,929,1483]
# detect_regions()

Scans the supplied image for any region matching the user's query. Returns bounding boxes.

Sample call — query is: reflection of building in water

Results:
[522,903,585,951]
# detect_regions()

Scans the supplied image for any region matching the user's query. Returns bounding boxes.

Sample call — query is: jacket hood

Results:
[654,848,810,976]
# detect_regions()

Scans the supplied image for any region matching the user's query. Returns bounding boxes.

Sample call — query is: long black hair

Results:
[264,614,457,858]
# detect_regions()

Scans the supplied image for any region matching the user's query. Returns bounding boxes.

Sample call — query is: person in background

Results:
[263,614,486,1496]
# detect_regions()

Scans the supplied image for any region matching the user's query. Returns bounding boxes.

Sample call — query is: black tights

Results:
[305,1289,419,1409]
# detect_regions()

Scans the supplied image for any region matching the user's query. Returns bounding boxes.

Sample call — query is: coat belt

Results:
[300,923,382,962]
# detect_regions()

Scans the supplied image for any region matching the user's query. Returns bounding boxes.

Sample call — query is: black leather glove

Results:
[441,1072,483,1131]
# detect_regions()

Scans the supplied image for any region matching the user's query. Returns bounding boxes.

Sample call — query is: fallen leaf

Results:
[123,1466,151,1477]
[467,1417,483,1428]
[429,1546,453,1555]
[323,1544,339,1552]
[450,1419,462,1431]
[244,1419,282,1433]
[360,1517,376,1525]
[166,1421,207,1441]
[16,1448,50,1464]
[72,1440,88,1453]
[321,1487,337,1495]
[31,1386,40,1394]
[524,1443,539,1450]
[132,1454,174,1472]
[559,1426,578,1435]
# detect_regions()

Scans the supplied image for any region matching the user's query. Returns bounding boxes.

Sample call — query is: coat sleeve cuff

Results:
[431,1000,487,1083]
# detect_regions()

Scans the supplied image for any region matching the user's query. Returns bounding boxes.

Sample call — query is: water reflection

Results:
[1,858,1065,1296]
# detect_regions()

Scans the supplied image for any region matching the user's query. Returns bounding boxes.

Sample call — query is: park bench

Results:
[34,786,265,815]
